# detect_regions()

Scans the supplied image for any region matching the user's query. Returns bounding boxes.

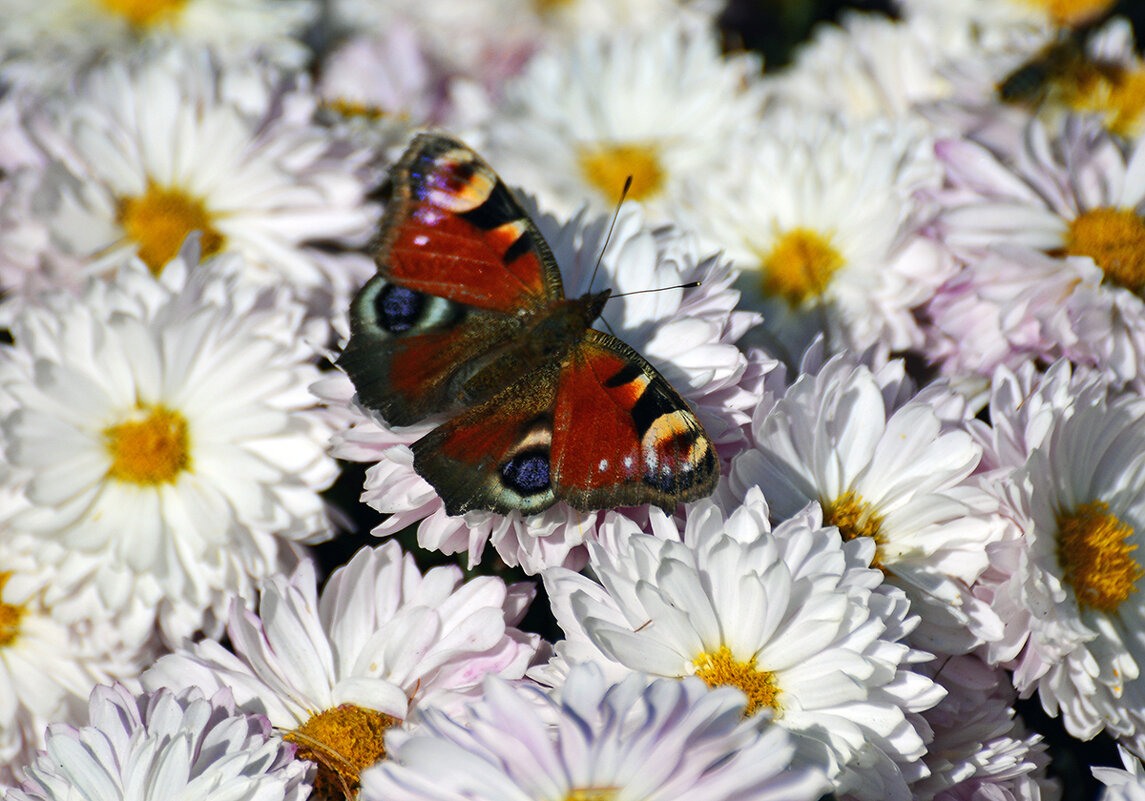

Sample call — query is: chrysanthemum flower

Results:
[362,666,828,801]
[0,535,156,785]
[727,352,1006,654]
[0,46,375,324]
[7,684,311,801]
[0,0,316,89]
[678,110,951,361]
[1094,746,1145,800]
[483,24,765,222]
[142,543,542,798]
[0,245,337,645]
[926,118,1145,388]
[911,654,1058,800]
[539,489,944,801]
[895,0,1113,42]
[970,359,1145,749]
[324,199,771,574]
[768,13,955,124]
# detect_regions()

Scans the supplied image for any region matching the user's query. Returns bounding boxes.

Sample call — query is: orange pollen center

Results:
[578,142,665,202]
[1056,500,1142,613]
[285,705,398,800]
[691,645,779,718]
[0,574,25,648]
[1065,207,1145,293]
[116,183,224,275]
[103,405,191,486]
[824,491,887,568]
[97,0,187,27]
[1016,0,1116,26]
[761,227,844,305]
[1059,62,1145,139]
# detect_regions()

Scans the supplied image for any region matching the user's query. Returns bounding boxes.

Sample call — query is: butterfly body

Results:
[338,134,717,516]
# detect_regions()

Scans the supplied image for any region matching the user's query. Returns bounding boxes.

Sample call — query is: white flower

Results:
[538,489,944,801]
[768,13,956,124]
[7,684,311,801]
[1095,746,1145,801]
[678,109,951,361]
[0,0,316,89]
[0,46,374,324]
[362,665,828,801]
[911,654,1058,801]
[969,362,1145,749]
[0,535,156,785]
[326,199,771,574]
[727,352,1006,654]
[895,0,1102,47]
[484,24,765,222]
[0,246,337,645]
[926,117,1145,388]
[142,543,542,797]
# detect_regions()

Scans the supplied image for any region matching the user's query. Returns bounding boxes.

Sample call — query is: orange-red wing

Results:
[377,134,564,314]
[550,331,718,512]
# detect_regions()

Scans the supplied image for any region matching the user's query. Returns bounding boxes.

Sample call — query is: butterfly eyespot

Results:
[500,450,551,495]
[377,285,424,333]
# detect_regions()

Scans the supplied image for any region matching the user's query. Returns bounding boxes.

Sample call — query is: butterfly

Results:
[337,133,718,517]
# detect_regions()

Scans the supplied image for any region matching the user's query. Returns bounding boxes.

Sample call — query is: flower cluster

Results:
[2,0,1145,799]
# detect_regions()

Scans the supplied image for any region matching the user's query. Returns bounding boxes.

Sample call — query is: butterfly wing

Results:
[550,330,718,512]
[338,134,566,425]
[409,330,718,516]
[410,365,561,516]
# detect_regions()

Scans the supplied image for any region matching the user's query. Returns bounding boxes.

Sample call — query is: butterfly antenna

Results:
[588,175,632,294]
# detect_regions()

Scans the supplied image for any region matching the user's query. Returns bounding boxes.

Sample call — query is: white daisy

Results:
[484,24,765,222]
[911,654,1058,800]
[0,0,316,89]
[926,117,1145,388]
[768,13,956,125]
[538,489,944,801]
[677,109,952,361]
[895,0,1109,46]
[1095,746,1145,800]
[7,684,311,801]
[362,665,829,801]
[966,358,1145,748]
[142,543,543,797]
[0,535,155,786]
[1,45,375,323]
[0,244,337,645]
[325,199,772,574]
[726,352,1006,655]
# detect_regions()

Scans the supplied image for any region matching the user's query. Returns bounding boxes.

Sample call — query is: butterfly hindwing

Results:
[411,366,561,516]
[376,133,564,312]
[338,274,523,425]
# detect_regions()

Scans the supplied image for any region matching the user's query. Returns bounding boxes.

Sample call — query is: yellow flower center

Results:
[760,227,844,305]
[286,705,398,800]
[323,99,388,121]
[1061,63,1145,140]
[1065,207,1145,293]
[565,791,619,801]
[97,0,187,28]
[1015,0,1115,26]
[1056,500,1142,613]
[691,645,779,717]
[824,491,887,568]
[578,142,665,202]
[104,405,191,486]
[534,0,574,11]
[116,183,224,275]
[0,574,26,648]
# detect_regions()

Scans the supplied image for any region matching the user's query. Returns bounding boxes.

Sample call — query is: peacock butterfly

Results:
[337,133,718,516]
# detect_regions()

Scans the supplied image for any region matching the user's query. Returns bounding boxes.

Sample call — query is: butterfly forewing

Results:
[377,134,564,312]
